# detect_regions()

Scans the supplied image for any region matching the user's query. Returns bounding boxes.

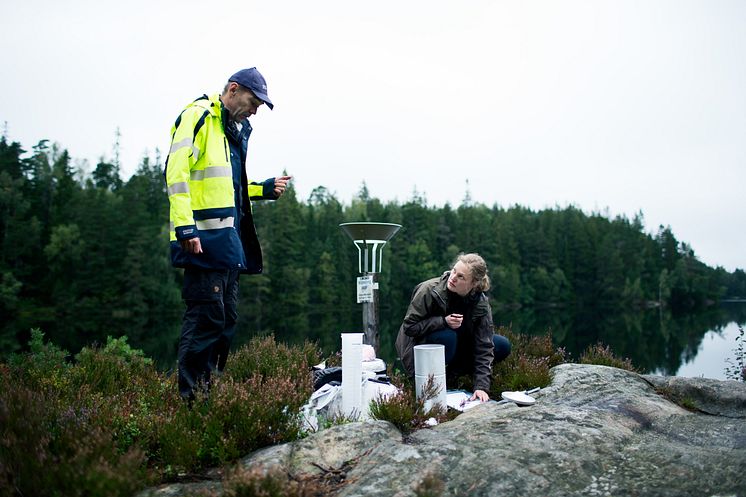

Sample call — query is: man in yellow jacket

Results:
[165,67,291,399]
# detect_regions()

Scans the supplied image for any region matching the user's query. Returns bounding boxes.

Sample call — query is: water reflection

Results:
[138,302,746,380]
[493,303,746,376]
[673,322,743,380]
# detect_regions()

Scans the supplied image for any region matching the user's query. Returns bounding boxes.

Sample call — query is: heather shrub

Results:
[151,336,317,473]
[104,375,181,464]
[491,328,566,395]
[495,354,555,393]
[1,331,321,493]
[157,372,312,472]
[64,336,179,462]
[579,342,637,372]
[226,335,321,385]
[70,335,155,396]
[0,369,146,497]
[62,337,179,464]
[153,396,206,476]
[47,412,146,496]
[0,374,53,495]
[7,328,71,394]
[369,373,449,434]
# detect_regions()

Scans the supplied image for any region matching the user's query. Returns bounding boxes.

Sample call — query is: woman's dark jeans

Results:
[423,328,512,367]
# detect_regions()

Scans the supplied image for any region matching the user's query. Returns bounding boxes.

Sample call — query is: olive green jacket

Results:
[395,272,495,391]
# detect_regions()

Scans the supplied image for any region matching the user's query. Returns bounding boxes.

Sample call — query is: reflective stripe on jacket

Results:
[165,93,274,273]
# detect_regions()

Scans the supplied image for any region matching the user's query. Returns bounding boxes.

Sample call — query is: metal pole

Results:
[339,223,401,357]
[362,272,379,353]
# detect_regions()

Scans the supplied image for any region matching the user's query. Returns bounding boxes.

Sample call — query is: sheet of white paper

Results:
[446,391,484,411]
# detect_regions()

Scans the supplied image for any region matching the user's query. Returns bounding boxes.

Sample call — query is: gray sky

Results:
[2,0,744,271]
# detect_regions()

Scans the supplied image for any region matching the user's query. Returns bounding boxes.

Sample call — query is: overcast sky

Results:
[2,0,744,271]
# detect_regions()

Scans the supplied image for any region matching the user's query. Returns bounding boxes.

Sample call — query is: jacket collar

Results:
[432,271,450,302]
[215,93,252,142]
[432,271,486,312]
[208,93,223,119]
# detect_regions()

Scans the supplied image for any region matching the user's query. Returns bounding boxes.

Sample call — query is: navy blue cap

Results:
[229,67,274,110]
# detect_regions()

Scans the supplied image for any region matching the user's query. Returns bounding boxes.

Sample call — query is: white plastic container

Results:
[414,344,447,413]
[341,332,364,419]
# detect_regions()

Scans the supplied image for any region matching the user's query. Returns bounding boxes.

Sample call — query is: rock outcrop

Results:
[139,364,746,496]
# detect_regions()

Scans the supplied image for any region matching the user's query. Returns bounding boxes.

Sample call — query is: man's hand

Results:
[470,389,490,402]
[180,237,203,254]
[273,175,292,197]
[444,313,463,329]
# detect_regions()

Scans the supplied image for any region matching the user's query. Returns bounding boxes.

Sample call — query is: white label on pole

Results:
[357,275,374,303]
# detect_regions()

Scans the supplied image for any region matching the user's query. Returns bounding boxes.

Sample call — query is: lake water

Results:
[489,302,746,380]
[143,303,746,382]
[673,321,743,380]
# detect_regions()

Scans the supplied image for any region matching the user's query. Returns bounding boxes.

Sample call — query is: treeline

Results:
[1,136,744,360]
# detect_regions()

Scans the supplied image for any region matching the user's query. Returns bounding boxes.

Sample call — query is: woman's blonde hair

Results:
[454,253,490,293]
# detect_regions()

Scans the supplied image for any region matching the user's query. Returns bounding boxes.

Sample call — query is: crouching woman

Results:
[395,253,511,402]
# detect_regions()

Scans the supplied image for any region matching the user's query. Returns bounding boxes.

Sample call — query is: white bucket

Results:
[414,344,447,413]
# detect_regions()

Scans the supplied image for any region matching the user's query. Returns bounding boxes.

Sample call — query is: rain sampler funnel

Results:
[339,222,401,354]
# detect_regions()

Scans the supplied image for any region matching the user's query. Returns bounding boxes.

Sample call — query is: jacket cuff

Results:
[262,177,277,199]
[474,381,491,392]
[176,225,199,240]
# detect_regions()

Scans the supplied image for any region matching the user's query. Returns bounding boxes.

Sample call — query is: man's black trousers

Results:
[178,267,240,399]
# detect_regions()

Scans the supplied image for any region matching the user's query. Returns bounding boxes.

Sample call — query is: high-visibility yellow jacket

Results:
[165,93,275,273]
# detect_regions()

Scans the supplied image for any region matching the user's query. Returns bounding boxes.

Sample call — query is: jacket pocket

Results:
[182,267,226,302]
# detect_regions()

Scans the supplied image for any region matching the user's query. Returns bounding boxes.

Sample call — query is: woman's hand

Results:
[470,389,490,402]
[444,313,463,329]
